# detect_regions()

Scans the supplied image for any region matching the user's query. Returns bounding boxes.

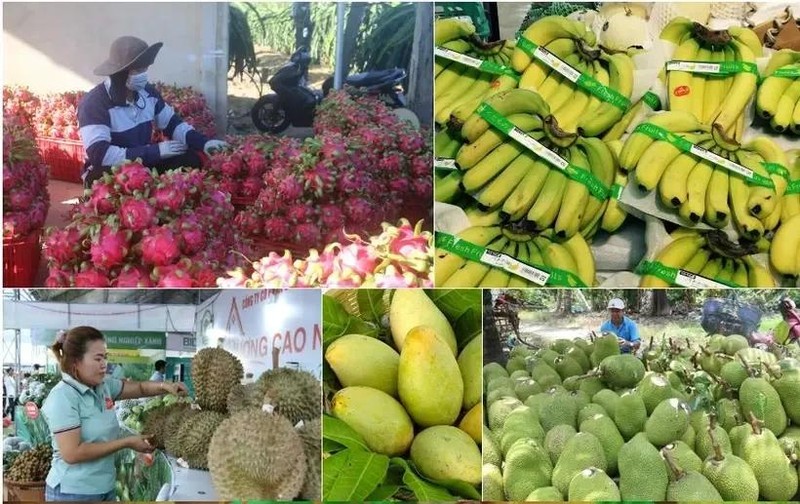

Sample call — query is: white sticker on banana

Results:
[508,127,569,170]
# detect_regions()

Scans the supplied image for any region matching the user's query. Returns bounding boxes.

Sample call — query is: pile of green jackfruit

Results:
[483,332,800,501]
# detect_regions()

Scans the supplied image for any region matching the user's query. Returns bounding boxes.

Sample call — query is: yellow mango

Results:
[325,334,400,396]
[458,403,482,444]
[410,425,481,485]
[331,386,414,456]
[457,335,482,409]
[390,290,457,354]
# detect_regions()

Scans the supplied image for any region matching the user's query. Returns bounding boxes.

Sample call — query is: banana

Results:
[435,39,473,76]
[703,167,730,228]
[745,136,789,197]
[435,170,463,203]
[762,199,783,236]
[731,258,749,287]
[770,78,800,133]
[527,165,568,230]
[560,232,596,287]
[743,255,776,287]
[435,226,502,284]
[554,145,591,240]
[584,59,611,118]
[435,17,476,45]
[781,151,800,222]
[737,149,778,218]
[697,256,724,282]
[728,153,764,241]
[681,248,711,274]
[474,151,538,209]
[435,71,494,125]
[640,234,707,287]
[667,36,701,114]
[449,74,520,127]
[689,47,711,122]
[634,132,707,192]
[659,154,703,208]
[728,26,763,58]
[441,236,509,287]
[502,157,552,221]
[464,206,503,227]
[552,60,594,133]
[461,89,551,143]
[710,40,757,149]
[435,64,470,99]
[533,236,582,286]
[461,142,526,193]
[764,49,800,75]
[576,137,616,229]
[577,52,635,137]
[512,15,592,72]
[772,212,800,275]
[701,47,727,124]
[601,170,628,232]
[518,38,577,91]
[756,72,795,119]
[435,67,482,123]
[506,238,531,288]
[715,258,736,285]
[660,17,694,45]
[434,128,460,158]
[456,113,543,169]
[617,111,707,173]
[792,97,800,134]
[580,200,607,240]
[679,159,714,225]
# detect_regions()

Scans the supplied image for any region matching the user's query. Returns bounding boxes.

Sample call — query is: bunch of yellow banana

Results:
[454,89,616,240]
[434,128,464,203]
[434,18,518,126]
[780,150,800,223]
[771,212,800,276]
[510,15,635,137]
[639,230,776,287]
[618,111,788,240]
[435,225,595,288]
[756,49,800,134]
[660,17,762,149]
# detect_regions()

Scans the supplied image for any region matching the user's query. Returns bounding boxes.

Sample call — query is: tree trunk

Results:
[341,3,368,75]
[483,290,505,366]
[652,290,671,316]
[407,2,433,127]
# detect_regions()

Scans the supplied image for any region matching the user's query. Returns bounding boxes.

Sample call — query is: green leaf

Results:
[406,460,481,500]
[323,437,345,453]
[427,289,482,324]
[322,414,369,451]
[366,484,401,501]
[322,295,379,347]
[453,307,482,350]
[390,458,456,501]
[356,289,386,323]
[323,449,390,501]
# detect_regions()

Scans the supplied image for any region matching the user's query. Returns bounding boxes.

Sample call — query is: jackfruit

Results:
[701,435,759,501]
[562,376,582,392]
[500,406,545,454]
[723,334,749,355]
[486,387,516,405]
[506,355,528,374]
[613,391,647,441]
[590,333,620,367]
[578,403,607,425]
[580,414,624,476]
[257,367,320,424]
[578,376,605,398]
[538,389,579,431]
[680,424,696,448]
[488,397,522,431]
[484,362,509,383]
[554,355,583,380]
[545,424,578,465]
[774,370,800,424]
[483,427,502,466]
[719,361,748,389]
[325,334,400,396]
[410,426,481,485]
[502,438,553,500]
[208,409,307,500]
[551,432,607,495]
[661,441,702,474]
[598,354,646,389]
[694,416,732,461]
[636,373,675,414]
[550,338,574,354]
[739,377,787,436]
[529,360,562,389]
[665,466,723,500]
[591,389,620,418]
[568,467,621,501]
[398,326,463,426]
[487,376,515,394]
[618,433,668,501]
[525,486,564,501]
[645,398,689,447]
[482,463,504,501]
[740,420,799,500]
[509,370,530,380]
[566,345,591,372]
[514,378,542,401]
[191,347,244,413]
[390,290,456,353]
[330,386,414,456]
[716,398,742,432]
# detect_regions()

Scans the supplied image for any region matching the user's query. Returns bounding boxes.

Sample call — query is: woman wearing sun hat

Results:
[78,35,227,188]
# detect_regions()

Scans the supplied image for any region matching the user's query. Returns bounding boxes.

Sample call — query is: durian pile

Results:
[5,444,52,482]
[131,347,320,501]
[484,331,800,501]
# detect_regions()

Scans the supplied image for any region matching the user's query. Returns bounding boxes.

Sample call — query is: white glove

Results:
[204,139,228,155]
[158,140,188,159]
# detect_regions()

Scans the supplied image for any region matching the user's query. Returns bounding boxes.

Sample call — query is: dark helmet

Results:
[780,297,796,313]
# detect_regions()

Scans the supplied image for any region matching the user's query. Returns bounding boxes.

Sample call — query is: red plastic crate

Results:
[3,229,42,287]
[37,137,84,183]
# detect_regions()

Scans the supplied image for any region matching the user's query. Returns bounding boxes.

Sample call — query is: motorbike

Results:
[251,47,411,134]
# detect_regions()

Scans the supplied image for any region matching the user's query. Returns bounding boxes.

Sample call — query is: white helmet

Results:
[608,298,625,310]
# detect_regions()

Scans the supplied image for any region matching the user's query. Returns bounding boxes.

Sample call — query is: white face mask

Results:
[126,72,148,91]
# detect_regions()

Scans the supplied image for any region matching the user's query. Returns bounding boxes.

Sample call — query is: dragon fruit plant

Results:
[33,91,84,140]
[217,218,433,288]
[3,114,50,240]
[42,160,248,288]
[151,83,217,142]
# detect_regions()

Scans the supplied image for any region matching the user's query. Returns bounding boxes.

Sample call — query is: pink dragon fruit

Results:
[240,177,263,198]
[88,182,118,215]
[370,264,420,288]
[253,251,299,287]
[3,212,32,238]
[378,153,405,177]
[296,223,322,245]
[140,227,180,266]
[410,155,430,178]
[113,161,152,194]
[44,227,84,264]
[411,178,433,199]
[287,203,316,225]
[157,268,195,287]
[336,241,381,278]
[234,210,263,236]
[304,164,335,196]
[218,179,241,197]
[193,266,219,288]
[320,204,346,231]
[74,266,111,287]
[399,133,426,156]
[44,267,72,287]
[150,183,186,214]
[89,225,131,269]
[388,178,411,195]
[263,217,292,242]
[174,217,206,255]
[7,189,34,211]
[344,197,374,225]
[221,157,243,177]
[118,197,157,231]
[115,265,155,287]
[278,176,305,200]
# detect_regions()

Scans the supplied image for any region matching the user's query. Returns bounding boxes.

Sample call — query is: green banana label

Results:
[477,103,610,200]
[434,158,458,171]
[610,183,624,200]
[637,260,738,288]
[642,91,662,111]
[516,36,630,111]
[786,179,800,195]
[666,60,759,75]
[435,231,586,287]
[434,47,521,79]
[633,123,776,189]
[770,66,800,78]
[763,162,790,182]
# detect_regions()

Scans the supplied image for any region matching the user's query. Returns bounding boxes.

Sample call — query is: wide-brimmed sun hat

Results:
[94,36,163,76]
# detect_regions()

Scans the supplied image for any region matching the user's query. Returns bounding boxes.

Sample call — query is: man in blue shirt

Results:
[600,298,640,353]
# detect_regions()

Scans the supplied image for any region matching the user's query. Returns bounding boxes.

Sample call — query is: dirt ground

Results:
[226,45,332,135]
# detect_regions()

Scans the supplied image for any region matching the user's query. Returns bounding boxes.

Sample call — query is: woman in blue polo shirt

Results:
[42,326,188,501]
[600,298,641,353]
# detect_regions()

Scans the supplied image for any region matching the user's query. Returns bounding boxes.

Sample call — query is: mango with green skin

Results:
[398,326,464,427]
[410,426,481,485]
[390,290,457,354]
[325,334,400,396]
[330,386,414,456]
[458,335,482,410]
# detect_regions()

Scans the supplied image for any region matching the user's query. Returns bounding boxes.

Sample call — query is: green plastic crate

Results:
[435,2,491,40]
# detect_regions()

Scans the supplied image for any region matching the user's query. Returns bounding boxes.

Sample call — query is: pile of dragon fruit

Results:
[42,161,248,287]
[202,134,279,199]
[3,113,50,240]
[217,218,433,288]
[33,91,84,140]
[3,86,40,136]
[227,90,432,249]
[152,82,217,141]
